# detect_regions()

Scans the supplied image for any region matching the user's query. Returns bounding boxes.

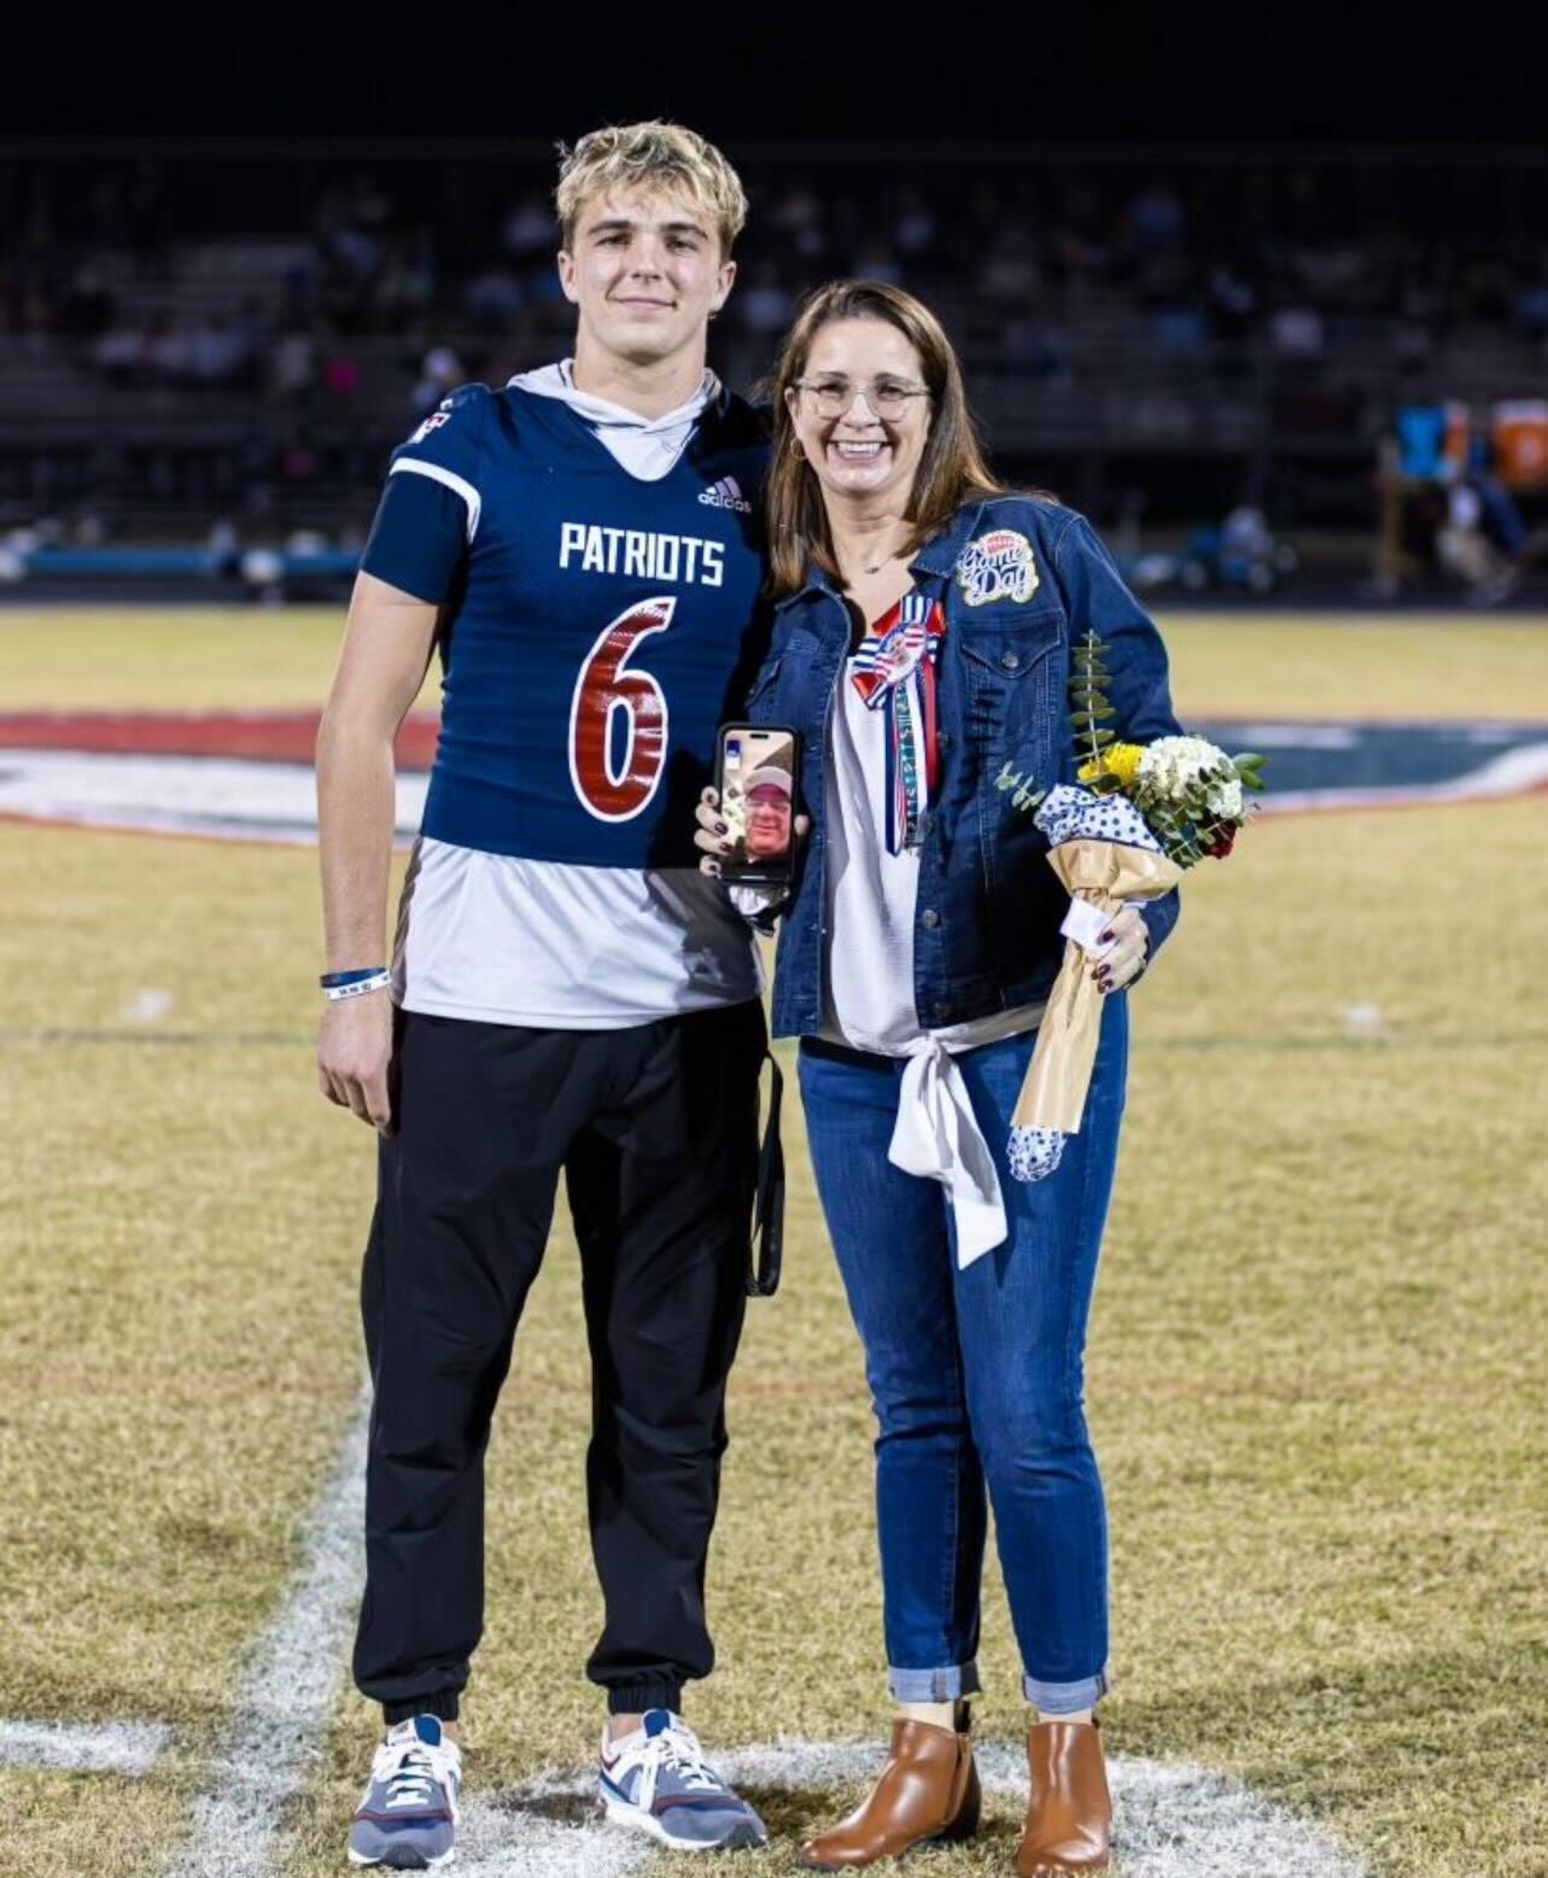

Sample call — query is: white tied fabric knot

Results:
[887,1036,1008,1266]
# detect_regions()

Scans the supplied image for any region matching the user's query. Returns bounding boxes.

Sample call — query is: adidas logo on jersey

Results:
[698,476,753,514]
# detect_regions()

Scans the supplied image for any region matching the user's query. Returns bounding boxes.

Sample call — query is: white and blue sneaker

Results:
[599,1709,767,1852]
[348,1715,461,1869]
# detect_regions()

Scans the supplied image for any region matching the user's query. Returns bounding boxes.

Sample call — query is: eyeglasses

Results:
[793,378,931,420]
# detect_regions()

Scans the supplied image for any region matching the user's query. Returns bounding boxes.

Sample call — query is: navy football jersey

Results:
[362,380,771,870]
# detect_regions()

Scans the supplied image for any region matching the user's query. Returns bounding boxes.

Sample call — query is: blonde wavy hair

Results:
[555,121,748,257]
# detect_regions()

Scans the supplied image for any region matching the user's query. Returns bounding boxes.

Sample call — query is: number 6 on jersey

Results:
[568,596,676,821]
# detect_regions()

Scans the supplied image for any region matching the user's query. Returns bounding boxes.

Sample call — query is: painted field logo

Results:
[0,714,1544,845]
[956,528,1039,606]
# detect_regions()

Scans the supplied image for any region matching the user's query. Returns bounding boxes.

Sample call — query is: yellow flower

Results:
[1078,741,1145,788]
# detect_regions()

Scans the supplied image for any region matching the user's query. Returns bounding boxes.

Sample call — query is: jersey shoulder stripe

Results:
[389,458,481,541]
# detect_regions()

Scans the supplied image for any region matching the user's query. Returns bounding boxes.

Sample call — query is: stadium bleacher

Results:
[3,139,1547,599]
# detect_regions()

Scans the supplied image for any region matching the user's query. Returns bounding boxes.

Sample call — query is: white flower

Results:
[1136,734,1230,798]
[1204,774,1244,819]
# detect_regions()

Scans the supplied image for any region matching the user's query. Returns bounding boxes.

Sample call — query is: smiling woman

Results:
[788,330,937,585]
[713,277,1188,1876]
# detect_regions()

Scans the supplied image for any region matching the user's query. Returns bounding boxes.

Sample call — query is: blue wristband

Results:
[320,968,392,1001]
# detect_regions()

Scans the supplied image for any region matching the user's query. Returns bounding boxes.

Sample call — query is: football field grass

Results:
[1,607,1546,1876]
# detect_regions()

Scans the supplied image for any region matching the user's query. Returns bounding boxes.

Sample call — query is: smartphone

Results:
[713,724,801,885]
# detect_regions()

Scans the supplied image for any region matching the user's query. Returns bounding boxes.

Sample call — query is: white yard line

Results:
[160,1384,371,1878]
[79,1363,1365,1878]
[0,1719,169,1775]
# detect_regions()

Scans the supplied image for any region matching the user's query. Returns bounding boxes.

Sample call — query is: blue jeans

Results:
[797,999,1128,1713]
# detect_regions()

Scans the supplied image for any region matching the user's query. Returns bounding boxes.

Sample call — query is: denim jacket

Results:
[746,494,1184,1039]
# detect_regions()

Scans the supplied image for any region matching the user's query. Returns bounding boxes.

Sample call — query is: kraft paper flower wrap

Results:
[1004,630,1265,1183]
[1007,787,1182,1183]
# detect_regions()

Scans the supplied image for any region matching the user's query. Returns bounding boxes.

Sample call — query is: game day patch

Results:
[955,528,1040,607]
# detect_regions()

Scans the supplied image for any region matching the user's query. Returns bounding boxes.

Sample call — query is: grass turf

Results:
[0,612,1545,1875]
[3,605,1548,719]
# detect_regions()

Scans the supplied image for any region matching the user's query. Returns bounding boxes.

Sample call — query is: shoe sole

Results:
[600,1796,767,1853]
[799,1818,980,1871]
[347,1843,455,1870]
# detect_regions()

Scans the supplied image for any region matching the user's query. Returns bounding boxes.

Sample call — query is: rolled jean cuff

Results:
[888,1661,982,1702]
[1023,1668,1109,1714]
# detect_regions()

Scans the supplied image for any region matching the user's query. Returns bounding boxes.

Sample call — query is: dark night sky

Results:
[9,4,1548,147]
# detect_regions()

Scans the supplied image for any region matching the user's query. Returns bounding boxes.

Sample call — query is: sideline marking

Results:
[0,1719,169,1775]
[160,1384,370,1878]
[451,1741,1369,1878]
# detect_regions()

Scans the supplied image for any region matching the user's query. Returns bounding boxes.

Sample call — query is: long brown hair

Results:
[764,280,1007,596]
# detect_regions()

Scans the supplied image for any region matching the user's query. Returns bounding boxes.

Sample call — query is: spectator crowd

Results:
[3,145,1547,576]
[7,152,1548,406]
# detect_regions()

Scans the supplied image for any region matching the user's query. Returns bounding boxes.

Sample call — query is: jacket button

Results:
[921,908,941,929]
[1001,649,1021,670]
[938,731,952,750]
[937,1001,954,1020]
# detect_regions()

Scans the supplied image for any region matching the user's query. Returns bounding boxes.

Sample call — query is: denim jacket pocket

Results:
[957,618,1061,761]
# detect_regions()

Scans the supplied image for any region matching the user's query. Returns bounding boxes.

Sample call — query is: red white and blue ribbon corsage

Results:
[850,594,946,854]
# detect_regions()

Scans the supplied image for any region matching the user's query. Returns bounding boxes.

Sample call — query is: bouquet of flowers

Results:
[1073,733,1263,864]
[1006,632,1265,1182]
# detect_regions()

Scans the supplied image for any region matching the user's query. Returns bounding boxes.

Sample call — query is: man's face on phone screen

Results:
[745,781,792,858]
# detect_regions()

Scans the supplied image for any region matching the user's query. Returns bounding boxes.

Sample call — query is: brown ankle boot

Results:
[1016,1719,1112,1876]
[799,1713,980,1870]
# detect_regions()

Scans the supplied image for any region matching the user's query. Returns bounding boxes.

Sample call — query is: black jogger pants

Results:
[352,999,766,1722]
